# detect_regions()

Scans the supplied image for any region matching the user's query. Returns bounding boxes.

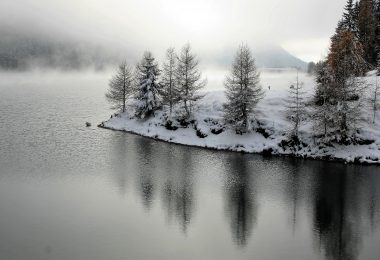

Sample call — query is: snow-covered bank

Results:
[99,72,380,165]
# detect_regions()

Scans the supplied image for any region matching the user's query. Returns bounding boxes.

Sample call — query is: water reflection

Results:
[132,137,195,232]
[161,147,194,233]
[310,164,378,260]
[109,133,130,195]
[134,137,157,209]
[223,154,257,246]
[108,134,380,259]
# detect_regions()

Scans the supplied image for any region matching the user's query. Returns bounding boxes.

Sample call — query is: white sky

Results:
[0,0,347,62]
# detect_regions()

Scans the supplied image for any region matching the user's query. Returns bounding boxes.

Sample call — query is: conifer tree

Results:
[311,61,335,141]
[328,30,367,77]
[358,0,377,65]
[105,61,133,112]
[134,51,161,119]
[327,30,367,141]
[376,0,380,66]
[161,48,178,115]
[353,1,361,30]
[175,44,206,119]
[285,70,306,139]
[343,0,358,32]
[224,45,264,133]
[330,19,346,51]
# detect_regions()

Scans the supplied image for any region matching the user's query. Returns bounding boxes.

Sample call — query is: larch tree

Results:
[134,51,161,119]
[358,0,377,65]
[224,45,264,133]
[161,48,178,116]
[329,30,368,77]
[105,61,134,112]
[327,30,368,141]
[285,70,306,139]
[175,44,206,119]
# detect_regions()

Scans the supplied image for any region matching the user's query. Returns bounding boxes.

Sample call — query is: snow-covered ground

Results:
[100,69,380,164]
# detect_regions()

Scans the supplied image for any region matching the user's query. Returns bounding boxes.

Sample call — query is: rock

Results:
[256,127,270,138]
[85,122,91,127]
[178,118,190,128]
[211,128,224,135]
[165,120,178,131]
[196,129,208,138]
[262,148,273,157]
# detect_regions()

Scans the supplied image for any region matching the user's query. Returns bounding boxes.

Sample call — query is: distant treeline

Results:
[0,28,308,71]
[0,32,119,70]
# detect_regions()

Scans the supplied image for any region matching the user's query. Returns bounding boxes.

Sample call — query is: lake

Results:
[0,70,379,260]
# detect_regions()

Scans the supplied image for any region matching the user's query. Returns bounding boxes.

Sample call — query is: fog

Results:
[0,0,347,69]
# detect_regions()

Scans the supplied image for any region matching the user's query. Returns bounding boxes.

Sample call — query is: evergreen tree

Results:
[105,61,133,112]
[342,0,358,32]
[358,0,377,65]
[376,0,380,66]
[161,48,179,115]
[175,44,206,119]
[353,1,361,33]
[224,45,264,133]
[134,51,161,119]
[285,70,306,139]
[311,61,335,141]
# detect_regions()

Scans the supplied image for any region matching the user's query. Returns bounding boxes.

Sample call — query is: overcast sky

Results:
[0,0,347,62]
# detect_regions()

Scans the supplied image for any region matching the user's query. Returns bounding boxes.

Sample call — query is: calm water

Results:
[0,71,380,260]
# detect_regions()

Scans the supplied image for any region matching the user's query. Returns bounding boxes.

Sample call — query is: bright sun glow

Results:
[160,0,222,34]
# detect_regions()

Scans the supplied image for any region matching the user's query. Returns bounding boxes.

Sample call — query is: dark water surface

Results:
[0,72,380,260]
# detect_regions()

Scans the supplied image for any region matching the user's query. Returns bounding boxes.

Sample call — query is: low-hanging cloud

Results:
[0,0,346,67]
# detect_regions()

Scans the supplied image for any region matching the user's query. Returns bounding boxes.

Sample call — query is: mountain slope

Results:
[254,45,307,70]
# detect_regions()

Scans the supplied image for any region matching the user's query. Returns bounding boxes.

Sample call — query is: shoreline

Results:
[98,122,380,166]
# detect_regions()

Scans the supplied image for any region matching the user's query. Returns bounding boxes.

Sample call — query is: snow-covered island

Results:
[99,69,380,165]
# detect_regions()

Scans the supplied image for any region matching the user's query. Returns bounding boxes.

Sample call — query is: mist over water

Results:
[0,71,379,260]
[0,0,348,70]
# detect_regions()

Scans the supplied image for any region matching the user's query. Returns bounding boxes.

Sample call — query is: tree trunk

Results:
[123,72,126,112]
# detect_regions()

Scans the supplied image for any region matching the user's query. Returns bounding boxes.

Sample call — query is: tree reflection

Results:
[311,164,368,260]
[224,153,257,247]
[134,137,156,209]
[111,134,380,258]
[284,159,303,232]
[109,133,130,196]
[161,145,194,233]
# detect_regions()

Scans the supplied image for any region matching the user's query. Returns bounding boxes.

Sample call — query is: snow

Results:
[100,69,380,164]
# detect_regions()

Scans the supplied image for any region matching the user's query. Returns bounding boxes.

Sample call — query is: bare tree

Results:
[372,74,379,123]
[224,44,264,133]
[175,44,206,119]
[286,70,306,139]
[105,61,133,112]
[161,48,178,115]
